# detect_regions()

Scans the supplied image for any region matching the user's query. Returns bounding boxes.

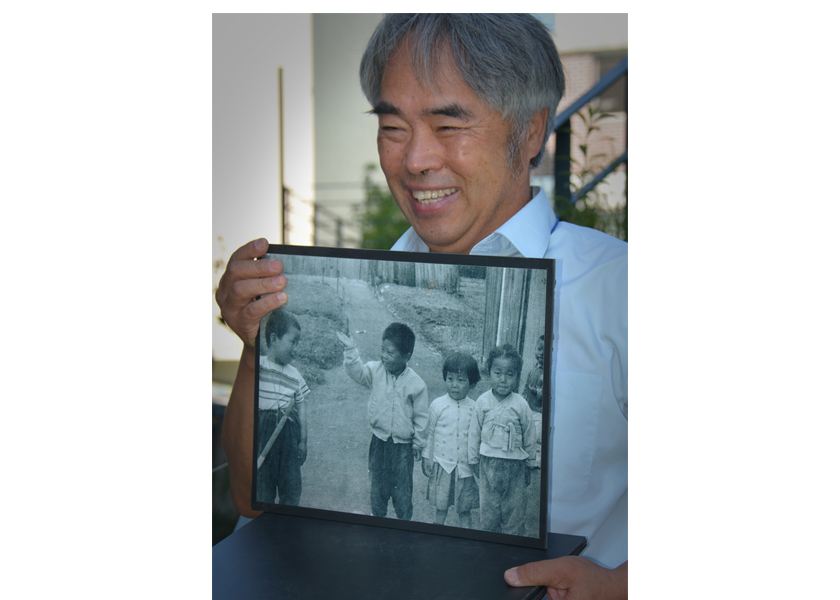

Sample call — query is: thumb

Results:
[504,557,570,588]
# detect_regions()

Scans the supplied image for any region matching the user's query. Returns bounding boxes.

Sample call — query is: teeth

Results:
[412,188,457,203]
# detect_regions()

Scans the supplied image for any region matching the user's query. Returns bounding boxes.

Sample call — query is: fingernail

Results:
[269,259,282,271]
[504,568,519,585]
[256,238,267,249]
[277,292,287,305]
[272,276,284,287]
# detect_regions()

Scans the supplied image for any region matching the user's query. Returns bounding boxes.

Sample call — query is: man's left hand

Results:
[504,557,627,600]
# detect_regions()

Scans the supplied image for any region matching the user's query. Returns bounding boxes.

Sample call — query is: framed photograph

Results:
[252,244,554,549]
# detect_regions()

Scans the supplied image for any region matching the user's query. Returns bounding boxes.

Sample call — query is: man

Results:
[216,14,627,599]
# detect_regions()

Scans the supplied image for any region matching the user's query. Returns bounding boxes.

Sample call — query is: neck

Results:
[427,181,532,254]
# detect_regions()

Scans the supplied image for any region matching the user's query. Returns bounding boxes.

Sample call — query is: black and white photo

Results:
[252,245,554,548]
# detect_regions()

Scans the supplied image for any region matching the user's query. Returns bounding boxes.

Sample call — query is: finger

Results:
[239,291,288,326]
[217,238,281,295]
[505,557,569,588]
[233,256,284,281]
[225,274,287,310]
[504,567,524,586]
[218,257,285,299]
[229,292,289,348]
[229,238,270,262]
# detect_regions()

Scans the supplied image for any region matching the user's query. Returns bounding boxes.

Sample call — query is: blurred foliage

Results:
[555,104,627,242]
[356,164,409,250]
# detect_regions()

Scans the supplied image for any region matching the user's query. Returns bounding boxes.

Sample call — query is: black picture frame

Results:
[252,244,554,549]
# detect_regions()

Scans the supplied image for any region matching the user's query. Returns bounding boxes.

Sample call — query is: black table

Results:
[213,512,586,599]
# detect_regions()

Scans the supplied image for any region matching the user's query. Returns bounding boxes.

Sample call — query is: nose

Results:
[404,127,443,175]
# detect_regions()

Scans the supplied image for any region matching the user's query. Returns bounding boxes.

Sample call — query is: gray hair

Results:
[359,14,565,173]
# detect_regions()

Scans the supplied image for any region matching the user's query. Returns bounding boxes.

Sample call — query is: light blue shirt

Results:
[392,187,628,568]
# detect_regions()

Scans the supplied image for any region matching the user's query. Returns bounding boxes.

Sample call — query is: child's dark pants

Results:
[256,408,302,506]
[368,434,414,520]
[478,455,527,535]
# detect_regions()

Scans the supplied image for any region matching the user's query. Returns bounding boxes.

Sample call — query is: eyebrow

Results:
[426,103,474,120]
[369,102,401,116]
[369,102,474,121]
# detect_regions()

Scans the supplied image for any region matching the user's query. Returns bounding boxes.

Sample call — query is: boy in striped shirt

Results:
[256,309,309,505]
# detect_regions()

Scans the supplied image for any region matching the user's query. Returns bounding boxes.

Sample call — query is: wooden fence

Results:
[278,255,460,293]
[481,267,547,365]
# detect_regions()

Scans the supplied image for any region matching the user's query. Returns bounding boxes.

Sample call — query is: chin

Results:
[413,227,466,253]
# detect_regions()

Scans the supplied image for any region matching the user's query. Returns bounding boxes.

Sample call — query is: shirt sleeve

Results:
[343,346,373,388]
[411,381,430,452]
[610,255,628,419]
[295,370,310,404]
[421,401,439,460]
[520,400,538,467]
[468,402,483,465]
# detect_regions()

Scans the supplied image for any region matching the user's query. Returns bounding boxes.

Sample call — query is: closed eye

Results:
[378,125,408,139]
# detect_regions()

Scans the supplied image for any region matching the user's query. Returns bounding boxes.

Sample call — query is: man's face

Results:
[375,43,540,254]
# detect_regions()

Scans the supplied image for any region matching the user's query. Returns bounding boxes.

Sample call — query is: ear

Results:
[524,108,549,164]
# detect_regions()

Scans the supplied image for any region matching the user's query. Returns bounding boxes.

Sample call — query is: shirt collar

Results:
[390,187,555,258]
[261,356,284,370]
[385,365,407,382]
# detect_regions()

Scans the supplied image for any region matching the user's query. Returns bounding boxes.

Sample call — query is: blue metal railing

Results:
[554,56,627,210]
[573,150,627,203]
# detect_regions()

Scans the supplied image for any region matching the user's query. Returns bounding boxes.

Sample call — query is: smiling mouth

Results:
[411,188,457,205]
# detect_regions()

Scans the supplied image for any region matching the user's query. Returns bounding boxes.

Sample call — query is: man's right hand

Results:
[215,238,288,350]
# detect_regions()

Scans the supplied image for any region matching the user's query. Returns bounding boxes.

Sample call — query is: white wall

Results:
[213,13,315,361]
[553,13,628,54]
[313,14,384,247]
